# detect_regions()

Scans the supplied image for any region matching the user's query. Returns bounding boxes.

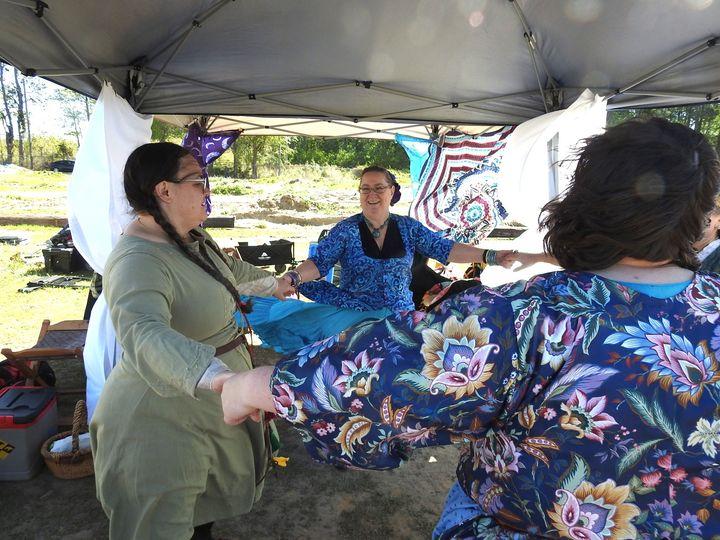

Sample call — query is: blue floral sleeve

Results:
[270,287,526,469]
[308,220,347,277]
[407,217,454,264]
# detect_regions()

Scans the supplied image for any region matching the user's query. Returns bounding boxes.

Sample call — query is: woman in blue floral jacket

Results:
[219,118,720,539]
[244,166,514,353]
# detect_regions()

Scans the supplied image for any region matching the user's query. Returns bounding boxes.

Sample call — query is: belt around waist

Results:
[215,333,247,356]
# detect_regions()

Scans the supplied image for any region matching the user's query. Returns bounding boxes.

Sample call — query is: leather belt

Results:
[215,333,247,356]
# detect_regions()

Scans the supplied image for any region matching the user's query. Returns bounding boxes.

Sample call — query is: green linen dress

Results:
[90,228,276,540]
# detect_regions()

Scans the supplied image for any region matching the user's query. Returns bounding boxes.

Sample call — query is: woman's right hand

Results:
[221,372,263,424]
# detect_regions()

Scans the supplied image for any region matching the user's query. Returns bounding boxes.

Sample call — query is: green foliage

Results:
[150,119,185,142]
[289,136,410,169]
[617,438,664,477]
[0,135,78,168]
[620,388,684,451]
[559,453,589,492]
[608,103,720,151]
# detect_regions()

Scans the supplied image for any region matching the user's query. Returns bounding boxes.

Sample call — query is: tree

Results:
[57,140,73,159]
[287,136,410,169]
[22,77,33,169]
[608,104,720,152]
[150,118,185,142]
[13,67,26,166]
[231,136,289,178]
[53,88,94,147]
[0,62,14,164]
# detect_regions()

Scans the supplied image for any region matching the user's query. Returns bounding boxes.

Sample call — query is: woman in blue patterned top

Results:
[289,166,512,311]
[245,166,514,353]
[220,118,720,539]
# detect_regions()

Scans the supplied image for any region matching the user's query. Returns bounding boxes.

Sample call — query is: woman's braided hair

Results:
[123,142,251,312]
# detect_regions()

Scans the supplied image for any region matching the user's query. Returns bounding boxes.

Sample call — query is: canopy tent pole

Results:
[617,37,717,95]
[143,0,236,66]
[368,83,539,121]
[142,68,358,121]
[22,66,132,78]
[459,101,545,118]
[216,117,340,138]
[322,120,431,139]
[507,0,560,113]
[365,83,546,117]
[38,16,103,86]
[133,0,236,109]
[2,0,46,12]
[134,26,199,109]
[607,95,720,109]
[8,0,104,87]
[621,90,712,100]
[358,89,552,123]
[250,82,357,99]
[145,69,356,102]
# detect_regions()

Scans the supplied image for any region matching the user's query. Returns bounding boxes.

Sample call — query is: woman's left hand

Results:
[273,278,295,299]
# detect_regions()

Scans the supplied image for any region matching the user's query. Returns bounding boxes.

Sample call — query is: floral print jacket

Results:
[299,213,454,311]
[271,271,720,539]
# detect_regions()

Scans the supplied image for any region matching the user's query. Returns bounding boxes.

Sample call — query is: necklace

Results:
[363,216,389,238]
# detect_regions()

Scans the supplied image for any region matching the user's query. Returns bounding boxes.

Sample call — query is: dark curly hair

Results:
[540,118,720,271]
[124,142,249,311]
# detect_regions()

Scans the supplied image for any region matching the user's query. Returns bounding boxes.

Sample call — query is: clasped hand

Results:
[273,277,295,299]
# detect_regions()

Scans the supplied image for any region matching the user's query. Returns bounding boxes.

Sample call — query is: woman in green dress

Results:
[90,142,293,539]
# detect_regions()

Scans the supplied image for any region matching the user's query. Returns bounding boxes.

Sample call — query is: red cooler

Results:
[0,386,58,480]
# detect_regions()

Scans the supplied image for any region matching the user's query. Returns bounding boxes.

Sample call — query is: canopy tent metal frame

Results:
[2,0,719,139]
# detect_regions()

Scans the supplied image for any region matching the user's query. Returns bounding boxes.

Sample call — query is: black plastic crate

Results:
[237,240,294,266]
[42,247,90,273]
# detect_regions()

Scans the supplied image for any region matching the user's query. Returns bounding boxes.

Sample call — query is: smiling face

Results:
[359,170,395,222]
[160,154,209,231]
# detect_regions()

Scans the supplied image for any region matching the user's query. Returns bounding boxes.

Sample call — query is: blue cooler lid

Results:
[0,387,56,425]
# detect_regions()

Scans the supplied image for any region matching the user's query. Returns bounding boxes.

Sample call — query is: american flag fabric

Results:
[409,126,514,245]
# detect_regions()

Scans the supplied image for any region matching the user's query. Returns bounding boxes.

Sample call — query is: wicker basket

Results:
[41,400,94,479]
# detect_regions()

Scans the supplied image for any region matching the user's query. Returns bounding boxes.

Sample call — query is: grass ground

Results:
[0,225,90,349]
[0,165,413,349]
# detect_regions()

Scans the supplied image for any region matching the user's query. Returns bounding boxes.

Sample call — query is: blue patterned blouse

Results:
[299,213,454,311]
[271,271,720,539]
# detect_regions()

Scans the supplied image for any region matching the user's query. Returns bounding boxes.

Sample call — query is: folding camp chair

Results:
[1,319,88,392]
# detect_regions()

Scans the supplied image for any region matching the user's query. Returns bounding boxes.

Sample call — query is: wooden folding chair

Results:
[2,319,88,389]
[2,319,88,428]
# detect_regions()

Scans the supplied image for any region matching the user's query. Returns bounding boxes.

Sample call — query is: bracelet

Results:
[284,270,303,288]
[485,249,498,266]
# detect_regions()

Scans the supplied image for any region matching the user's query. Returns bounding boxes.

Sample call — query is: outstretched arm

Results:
[447,243,516,268]
[506,251,559,270]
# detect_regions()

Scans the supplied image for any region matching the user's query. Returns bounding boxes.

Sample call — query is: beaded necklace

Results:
[363,215,390,238]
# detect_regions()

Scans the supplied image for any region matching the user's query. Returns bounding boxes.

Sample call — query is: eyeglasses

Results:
[172,176,208,188]
[358,185,393,195]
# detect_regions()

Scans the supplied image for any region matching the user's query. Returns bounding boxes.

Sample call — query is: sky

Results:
[9,71,91,139]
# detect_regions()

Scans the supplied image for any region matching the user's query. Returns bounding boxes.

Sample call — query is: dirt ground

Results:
[2,348,459,540]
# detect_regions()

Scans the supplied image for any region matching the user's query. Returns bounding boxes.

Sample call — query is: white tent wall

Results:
[67,83,152,418]
[476,90,608,288]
